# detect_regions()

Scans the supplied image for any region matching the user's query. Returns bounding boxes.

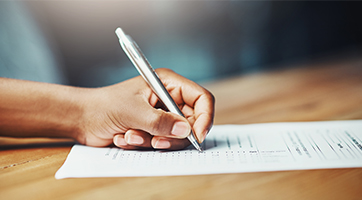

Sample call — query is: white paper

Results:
[55,120,362,179]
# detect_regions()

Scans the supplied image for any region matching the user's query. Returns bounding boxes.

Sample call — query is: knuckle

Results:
[155,68,174,74]
[208,92,215,103]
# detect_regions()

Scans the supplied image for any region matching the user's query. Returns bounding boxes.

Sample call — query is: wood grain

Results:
[1,58,362,200]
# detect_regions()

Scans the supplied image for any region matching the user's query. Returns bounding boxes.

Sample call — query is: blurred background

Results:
[1,1,361,87]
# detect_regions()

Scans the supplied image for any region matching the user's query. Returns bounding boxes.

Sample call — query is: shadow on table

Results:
[0,137,76,150]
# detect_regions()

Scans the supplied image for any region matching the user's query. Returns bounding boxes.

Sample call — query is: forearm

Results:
[0,78,84,139]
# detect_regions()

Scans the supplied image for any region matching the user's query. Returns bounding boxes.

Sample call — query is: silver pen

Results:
[115,28,202,152]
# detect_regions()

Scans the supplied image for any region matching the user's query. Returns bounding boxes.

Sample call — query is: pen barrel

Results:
[115,28,202,151]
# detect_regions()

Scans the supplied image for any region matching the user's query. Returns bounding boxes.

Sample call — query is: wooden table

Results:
[1,58,362,199]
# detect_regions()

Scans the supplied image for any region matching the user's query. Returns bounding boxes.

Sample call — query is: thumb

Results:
[132,107,191,139]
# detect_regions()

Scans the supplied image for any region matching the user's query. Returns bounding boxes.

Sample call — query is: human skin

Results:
[0,68,215,150]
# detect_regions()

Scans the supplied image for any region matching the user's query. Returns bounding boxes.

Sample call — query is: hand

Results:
[77,68,215,150]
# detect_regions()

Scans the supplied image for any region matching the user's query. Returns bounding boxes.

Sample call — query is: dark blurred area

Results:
[1,1,362,87]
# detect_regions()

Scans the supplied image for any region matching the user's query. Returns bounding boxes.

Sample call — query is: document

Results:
[55,120,362,179]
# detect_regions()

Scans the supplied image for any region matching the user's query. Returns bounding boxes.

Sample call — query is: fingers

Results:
[130,103,192,139]
[152,136,190,150]
[113,134,142,150]
[180,90,214,143]
[192,93,215,142]
[113,129,190,150]
[156,68,215,143]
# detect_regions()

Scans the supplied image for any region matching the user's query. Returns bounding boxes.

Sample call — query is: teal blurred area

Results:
[0,1,66,84]
[1,1,362,87]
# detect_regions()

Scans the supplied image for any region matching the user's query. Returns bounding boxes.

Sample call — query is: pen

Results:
[115,28,202,152]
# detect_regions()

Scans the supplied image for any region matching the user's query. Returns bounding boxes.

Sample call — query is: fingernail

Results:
[200,130,208,142]
[126,134,144,145]
[171,121,190,137]
[114,136,127,146]
[154,139,171,149]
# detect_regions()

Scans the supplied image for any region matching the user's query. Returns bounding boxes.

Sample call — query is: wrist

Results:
[59,86,89,143]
